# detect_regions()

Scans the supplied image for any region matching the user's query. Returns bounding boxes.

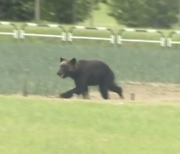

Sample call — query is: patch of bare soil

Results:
[89,82,180,103]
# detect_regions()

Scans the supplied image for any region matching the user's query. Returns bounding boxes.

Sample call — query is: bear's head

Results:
[57,57,76,78]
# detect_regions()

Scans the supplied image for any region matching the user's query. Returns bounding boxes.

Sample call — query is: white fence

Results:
[68,26,115,44]
[0,22,180,47]
[20,23,66,41]
[167,31,180,47]
[0,22,18,38]
[117,29,166,47]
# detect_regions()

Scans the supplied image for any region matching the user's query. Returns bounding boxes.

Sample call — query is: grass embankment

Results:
[0,42,180,96]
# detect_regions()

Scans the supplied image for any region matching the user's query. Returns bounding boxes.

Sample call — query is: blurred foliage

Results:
[0,0,34,21]
[0,0,179,27]
[110,0,179,28]
[0,0,101,24]
[41,0,95,24]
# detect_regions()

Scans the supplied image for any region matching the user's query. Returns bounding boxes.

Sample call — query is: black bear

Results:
[57,57,124,99]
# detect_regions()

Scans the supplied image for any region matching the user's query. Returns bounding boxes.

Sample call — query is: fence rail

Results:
[117,28,166,47]
[68,26,115,44]
[20,23,66,41]
[0,22,180,47]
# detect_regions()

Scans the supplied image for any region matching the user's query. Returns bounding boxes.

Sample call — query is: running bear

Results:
[57,57,124,99]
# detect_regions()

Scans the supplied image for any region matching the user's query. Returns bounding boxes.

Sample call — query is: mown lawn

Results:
[0,96,180,154]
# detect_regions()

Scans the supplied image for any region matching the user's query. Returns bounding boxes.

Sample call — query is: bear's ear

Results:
[60,57,65,62]
[70,58,76,65]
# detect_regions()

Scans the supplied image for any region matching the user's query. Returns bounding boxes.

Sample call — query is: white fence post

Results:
[0,22,18,39]
[167,31,180,47]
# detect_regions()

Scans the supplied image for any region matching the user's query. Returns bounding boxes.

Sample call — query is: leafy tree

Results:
[0,0,33,21]
[110,0,179,28]
[0,0,99,23]
[42,0,97,24]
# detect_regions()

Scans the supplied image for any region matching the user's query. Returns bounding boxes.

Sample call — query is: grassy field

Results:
[0,95,180,154]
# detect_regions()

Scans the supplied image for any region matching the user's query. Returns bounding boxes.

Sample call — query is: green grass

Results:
[0,96,180,154]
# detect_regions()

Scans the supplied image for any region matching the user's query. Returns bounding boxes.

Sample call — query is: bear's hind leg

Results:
[109,84,124,99]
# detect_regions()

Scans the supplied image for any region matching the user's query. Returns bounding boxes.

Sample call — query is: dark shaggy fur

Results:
[57,57,124,99]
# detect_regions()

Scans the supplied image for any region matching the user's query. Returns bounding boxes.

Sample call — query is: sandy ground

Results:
[88,82,180,103]
[2,82,179,103]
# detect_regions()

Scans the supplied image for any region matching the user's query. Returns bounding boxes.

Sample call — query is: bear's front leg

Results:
[82,87,89,99]
[60,88,75,98]
[74,78,88,97]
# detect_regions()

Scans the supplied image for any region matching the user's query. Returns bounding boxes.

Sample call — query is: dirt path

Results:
[89,82,180,102]
[2,83,179,103]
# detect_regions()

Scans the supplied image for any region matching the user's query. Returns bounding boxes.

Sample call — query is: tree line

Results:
[0,0,179,28]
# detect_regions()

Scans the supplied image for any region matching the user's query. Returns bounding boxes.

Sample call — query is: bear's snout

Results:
[57,71,62,77]
[57,71,65,78]
[57,72,60,76]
